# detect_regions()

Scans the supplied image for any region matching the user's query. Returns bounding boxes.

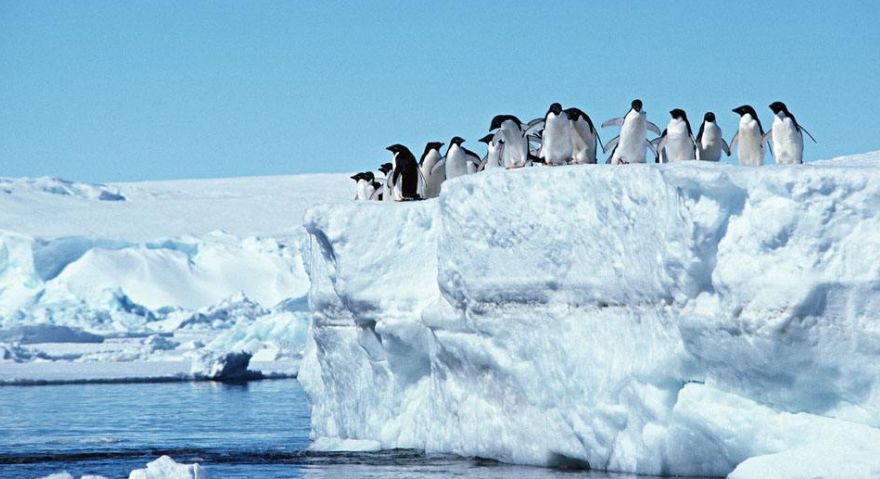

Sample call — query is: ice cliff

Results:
[301,153,880,477]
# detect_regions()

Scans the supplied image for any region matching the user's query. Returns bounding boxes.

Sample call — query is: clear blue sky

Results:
[1,1,878,182]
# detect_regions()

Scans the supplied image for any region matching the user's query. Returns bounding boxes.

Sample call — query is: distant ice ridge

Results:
[301,152,880,477]
[0,229,303,322]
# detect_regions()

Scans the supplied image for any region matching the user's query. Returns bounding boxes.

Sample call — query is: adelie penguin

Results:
[419,141,445,199]
[534,103,573,166]
[351,172,382,201]
[478,133,503,170]
[378,162,396,201]
[695,112,730,162]
[440,136,482,179]
[602,99,661,164]
[385,144,421,201]
[489,115,532,168]
[766,101,816,165]
[566,107,601,164]
[657,109,696,162]
[730,105,769,166]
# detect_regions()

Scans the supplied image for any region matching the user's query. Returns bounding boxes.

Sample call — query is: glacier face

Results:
[301,155,880,476]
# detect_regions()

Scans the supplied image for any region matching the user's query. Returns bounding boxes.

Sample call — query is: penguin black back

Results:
[386,144,420,200]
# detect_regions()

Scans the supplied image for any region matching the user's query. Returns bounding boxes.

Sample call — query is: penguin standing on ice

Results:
[351,172,380,200]
[385,145,421,200]
[478,134,503,170]
[378,162,396,201]
[441,137,482,179]
[766,102,815,165]
[695,112,730,162]
[566,107,601,164]
[730,105,769,166]
[419,141,445,199]
[602,99,661,164]
[536,103,573,166]
[657,109,696,162]
[489,115,532,168]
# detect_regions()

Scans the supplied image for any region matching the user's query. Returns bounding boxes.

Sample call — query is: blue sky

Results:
[1,1,878,182]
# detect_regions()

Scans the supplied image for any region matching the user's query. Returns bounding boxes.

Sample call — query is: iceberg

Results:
[301,153,880,476]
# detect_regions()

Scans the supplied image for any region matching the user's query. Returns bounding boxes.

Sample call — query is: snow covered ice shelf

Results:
[0,174,350,381]
[301,153,880,477]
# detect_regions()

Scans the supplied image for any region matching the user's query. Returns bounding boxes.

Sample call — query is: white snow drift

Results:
[301,152,880,478]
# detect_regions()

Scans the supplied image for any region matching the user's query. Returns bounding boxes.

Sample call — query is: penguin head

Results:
[449,136,466,146]
[350,172,364,182]
[425,141,444,151]
[478,134,494,144]
[547,103,563,116]
[378,163,393,174]
[490,114,522,130]
[670,109,688,121]
[565,107,584,121]
[385,144,406,154]
[769,101,790,116]
[704,112,716,123]
[363,171,375,182]
[733,105,758,119]
[631,99,643,112]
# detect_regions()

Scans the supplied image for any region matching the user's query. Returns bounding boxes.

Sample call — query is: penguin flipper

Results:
[800,125,818,143]
[602,135,620,154]
[601,117,624,128]
[478,155,488,172]
[762,130,773,146]
[524,119,545,136]
[370,186,384,201]
[492,130,504,144]
[430,158,446,175]
[730,132,739,152]
[722,138,731,156]
[646,121,662,135]
[646,139,658,156]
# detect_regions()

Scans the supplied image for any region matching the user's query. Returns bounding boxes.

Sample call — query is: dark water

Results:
[0,380,667,478]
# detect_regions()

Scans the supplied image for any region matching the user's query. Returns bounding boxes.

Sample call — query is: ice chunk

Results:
[128,455,206,479]
[190,350,254,380]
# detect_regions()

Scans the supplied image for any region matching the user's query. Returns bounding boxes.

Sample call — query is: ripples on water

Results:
[0,380,693,478]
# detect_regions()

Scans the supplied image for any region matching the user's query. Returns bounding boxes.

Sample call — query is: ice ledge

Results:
[302,155,880,477]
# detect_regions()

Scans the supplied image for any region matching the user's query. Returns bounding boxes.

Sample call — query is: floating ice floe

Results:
[128,455,206,479]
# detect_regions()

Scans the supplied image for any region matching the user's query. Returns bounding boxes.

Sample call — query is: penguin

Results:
[350,172,378,200]
[766,102,816,165]
[601,99,661,164]
[478,133,503,170]
[378,162,396,201]
[419,141,445,199]
[385,144,421,200]
[566,107,601,164]
[652,130,668,163]
[537,103,573,166]
[695,112,730,162]
[441,136,482,179]
[730,105,769,166]
[657,109,696,162]
[489,115,532,168]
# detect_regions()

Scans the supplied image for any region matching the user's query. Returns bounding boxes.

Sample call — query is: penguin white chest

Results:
[570,119,597,164]
[500,122,528,167]
[614,111,647,164]
[697,123,724,162]
[445,145,469,179]
[540,113,573,165]
[737,116,765,166]
[772,116,804,164]
[665,119,694,162]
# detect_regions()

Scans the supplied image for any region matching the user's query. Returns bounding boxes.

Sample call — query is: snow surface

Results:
[301,152,880,477]
[0,173,349,381]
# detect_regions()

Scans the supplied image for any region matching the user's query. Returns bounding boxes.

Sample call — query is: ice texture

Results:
[301,153,880,476]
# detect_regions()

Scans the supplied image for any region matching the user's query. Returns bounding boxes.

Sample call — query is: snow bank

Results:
[128,455,206,479]
[0,231,308,332]
[301,153,880,476]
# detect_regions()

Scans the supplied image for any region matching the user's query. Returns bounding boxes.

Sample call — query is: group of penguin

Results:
[352,100,815,201]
